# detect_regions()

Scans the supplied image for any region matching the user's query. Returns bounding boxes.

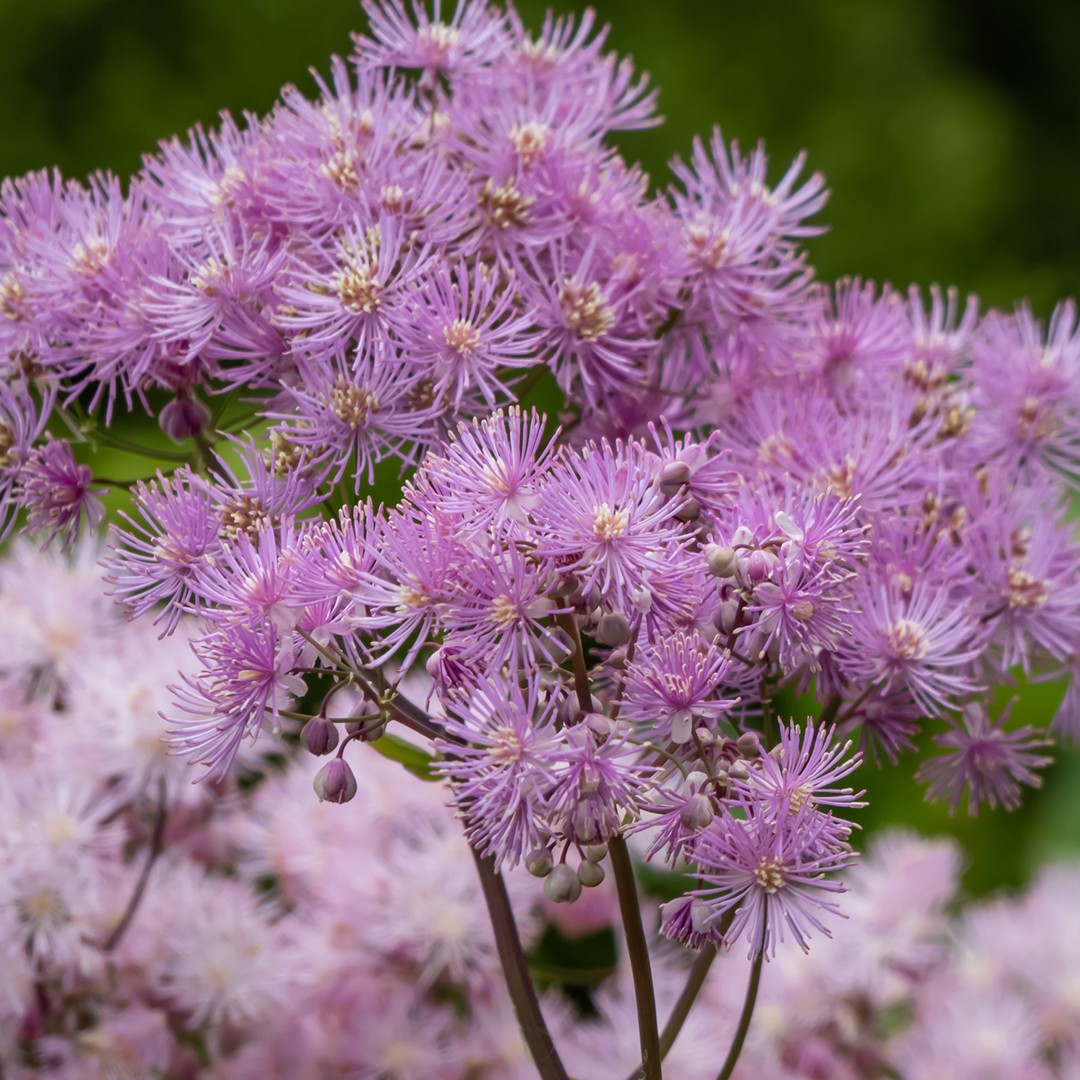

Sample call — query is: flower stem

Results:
[716,938,765,1080]
[102,776,167,953]
[610,835,662,1080]
[556,611,593,713]
[470,848,569,1080]
[659,945,717,1058]
[816,691,843,727]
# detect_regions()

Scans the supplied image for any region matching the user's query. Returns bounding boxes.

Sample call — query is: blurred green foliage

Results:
[6,0,1080,895]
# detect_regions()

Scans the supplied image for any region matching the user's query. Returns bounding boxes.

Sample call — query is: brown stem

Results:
[608,619,641,725]
[659,945,717,1058]
[760,673,777,748]
[556,614,659,1077]
[295,629,457,745]
[102,776,167,953]
[834,684,876,726]
[610,835,662,1080]
[471,849,569,1080]
[816,691,844,728]
[556,611,593,714]
[716,931,766,1080]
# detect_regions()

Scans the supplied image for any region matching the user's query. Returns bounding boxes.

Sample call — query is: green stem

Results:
[716,935,766,1080]
[471,849,569,1080]
[91,428,191,462]
[208,386,239,428]
[554,614,659,1078]
[761,676,777,748]
[610,835,662,1080]
[191,430,214,471]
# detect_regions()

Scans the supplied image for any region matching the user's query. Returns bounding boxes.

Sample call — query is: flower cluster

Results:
[0,544,1077,1079]
[1,0,1078,1076]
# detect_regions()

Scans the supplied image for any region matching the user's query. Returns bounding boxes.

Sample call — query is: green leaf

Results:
[368,732,439,782]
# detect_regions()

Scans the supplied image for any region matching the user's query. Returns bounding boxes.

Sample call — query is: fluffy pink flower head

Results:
[916,701,1053,815]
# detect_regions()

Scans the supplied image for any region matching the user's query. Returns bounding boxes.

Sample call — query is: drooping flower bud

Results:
[345,699,385,740]
[584,843,608,863]
[584,711,613,737]
[746,549,771,584]
[525,848,554,877]
[300,715,339,756]
[577,860,605,888]
[607,647,628,671]
[671,707,694,743]
[717,596,741,633]
[594,611,632,647]
[737,732,761,757]
[680,792,713,831]
[706,545,738,578]
[659,460,692,496]
[674,496,701,523]
[159,396,211,442]
[544,864,582,904]
[313,757,358,804]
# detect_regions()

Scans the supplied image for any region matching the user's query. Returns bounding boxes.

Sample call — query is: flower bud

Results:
[774,509,804,541]
[578,860,606,888]
[606,647,628,671]
[706,545,738,578]
[659,460,692,496]
[544,864,582,904]
[727,760,750,781]
[717,596,741,634]
[546,627,577,662]
[594,611,632,647]
[584,711,612,737]
[313,757,358,804]
[345,699,384,740]
[345,714,386,743]
[746,549,771,584]
[567,584,602,612]
[584,843,608,863]
[680,792,714,831]
[674,497,701,523]
[159,396,211,442]
[736,732,760,757]
[300,715,339,756]
[525,848,554,877]
[671,707,694,743]
[690,898,713,933]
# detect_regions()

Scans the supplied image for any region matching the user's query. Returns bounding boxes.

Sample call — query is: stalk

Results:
[716,931,766,1080]
[102,776,168,953]
[659,945,717,1057]
[471,849,569,1080]
[610,835,662,1080]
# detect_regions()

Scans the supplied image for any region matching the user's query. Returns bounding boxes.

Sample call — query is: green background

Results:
[4,0,1079,895]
